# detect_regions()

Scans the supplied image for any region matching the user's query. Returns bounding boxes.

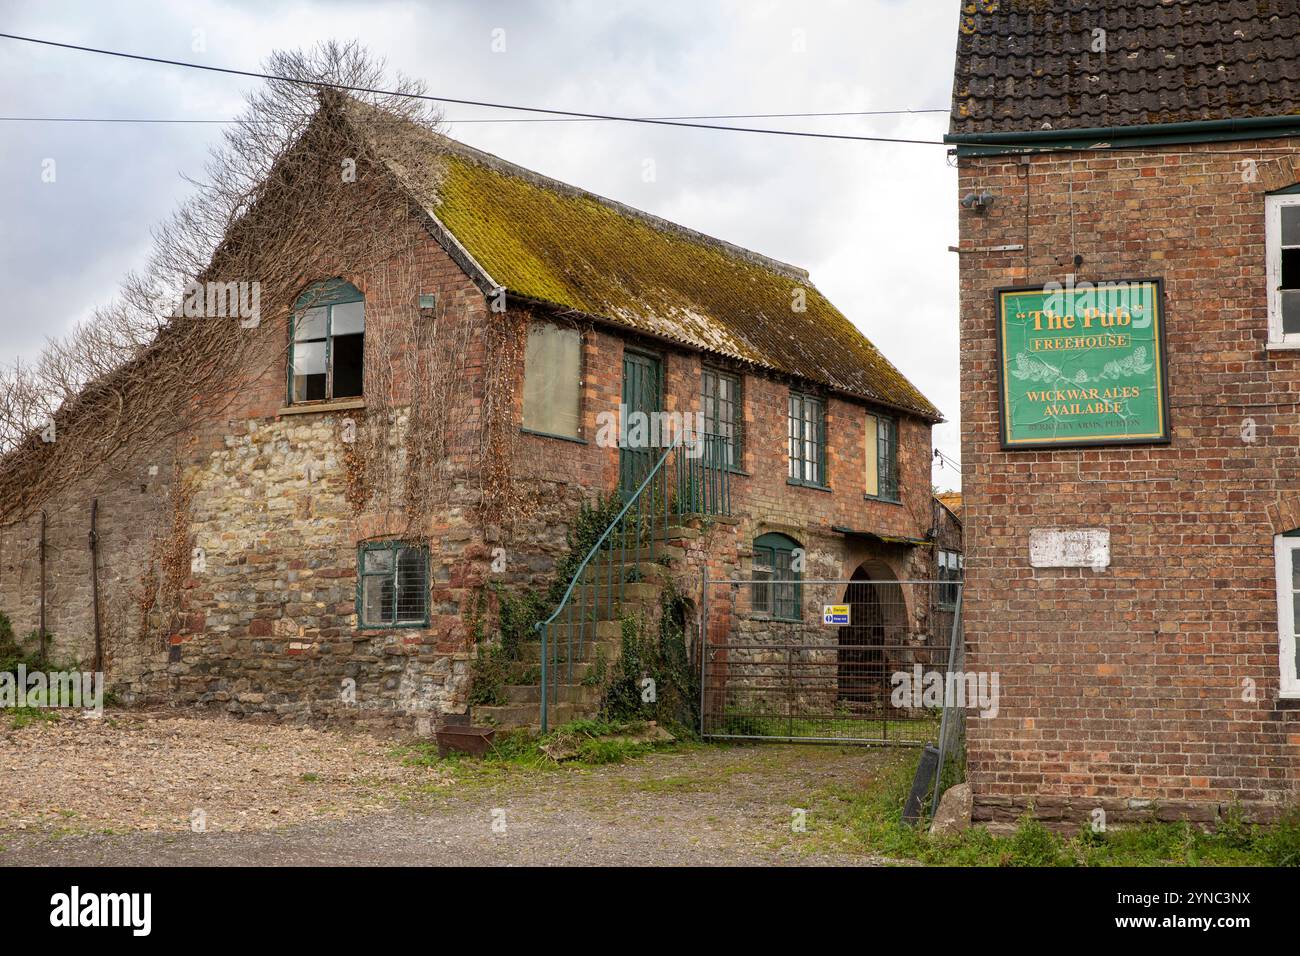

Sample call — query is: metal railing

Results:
[699,579,964,746]
[535,432,732,731]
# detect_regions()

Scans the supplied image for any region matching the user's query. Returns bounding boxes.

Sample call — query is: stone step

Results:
[585,543,685,566]
[506,659,597,683]
[473,700,585,730]
[536,619,623,642]
[516,636,620,664]
[578,561,671,586]
[552,580,662,605]
[504,682,601,705]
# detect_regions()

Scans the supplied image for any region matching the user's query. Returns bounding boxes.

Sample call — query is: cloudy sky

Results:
[0,0,962,488]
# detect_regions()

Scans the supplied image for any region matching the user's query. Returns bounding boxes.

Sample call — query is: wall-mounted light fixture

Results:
[960,190,995,212]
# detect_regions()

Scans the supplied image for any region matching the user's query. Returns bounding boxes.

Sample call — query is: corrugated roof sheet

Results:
[339,97,941,420]
[950,0,1300,134]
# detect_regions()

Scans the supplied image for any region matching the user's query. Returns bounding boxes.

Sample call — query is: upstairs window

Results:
[1272,532,1300,698]
[865,412,899,502]
[1267,190,1300,345]
[522,320,582,438]
[752,532,802,621]
[289,279,365,403]
[788,391,826,487]
[937,549,963,609]
[701,366,742,468]
[358,542,429,628]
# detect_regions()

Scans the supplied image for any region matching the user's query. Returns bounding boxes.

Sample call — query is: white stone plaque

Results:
[1029,528,1110,570]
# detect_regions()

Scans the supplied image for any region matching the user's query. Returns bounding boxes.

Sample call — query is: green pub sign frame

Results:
[994,278,1171,449]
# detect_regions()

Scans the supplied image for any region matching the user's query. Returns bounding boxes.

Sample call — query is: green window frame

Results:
[788,391,826,487]
[752,532,802,621]
[866,412,900,502]
[701,366,742,469]
[356,541,429,629]
[289,278,365,404]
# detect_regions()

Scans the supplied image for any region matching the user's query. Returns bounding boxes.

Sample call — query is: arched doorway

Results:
[837,563,907,710]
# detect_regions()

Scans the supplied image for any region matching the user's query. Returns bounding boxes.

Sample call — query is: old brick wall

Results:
[497,320,937,620]
[957,142,1300,821]
[163,216,492,725]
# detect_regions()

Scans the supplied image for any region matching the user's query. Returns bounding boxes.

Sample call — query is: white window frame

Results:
[1265,193,1300,347]
[1271,534,1300,698]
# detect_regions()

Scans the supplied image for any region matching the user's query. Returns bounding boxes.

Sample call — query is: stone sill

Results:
[1265,341,1300,351]
[787,480,832,493]
[278,399,367,416]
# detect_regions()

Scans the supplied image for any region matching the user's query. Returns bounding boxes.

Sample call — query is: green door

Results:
[620,350,662,497]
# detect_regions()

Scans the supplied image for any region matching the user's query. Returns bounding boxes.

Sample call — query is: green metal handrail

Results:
[535,432,732,731]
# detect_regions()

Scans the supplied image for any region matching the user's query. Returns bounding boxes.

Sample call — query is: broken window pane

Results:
[290,282,365,403]
[1283,248,1300,289]
[331,333,364,398]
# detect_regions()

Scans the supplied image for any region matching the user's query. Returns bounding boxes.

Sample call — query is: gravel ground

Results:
[0,710,904,866]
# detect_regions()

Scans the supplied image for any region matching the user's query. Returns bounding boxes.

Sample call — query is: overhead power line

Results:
[0,32,948,145]
[0,107,951,126]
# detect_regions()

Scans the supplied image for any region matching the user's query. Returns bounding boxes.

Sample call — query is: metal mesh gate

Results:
[699,577,962,745]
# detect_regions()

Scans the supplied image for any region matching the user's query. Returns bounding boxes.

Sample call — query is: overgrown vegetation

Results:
[469,493,624,704]
[795,748,1300,866]
[597,588,698,734]
[395,717,678,785]
[0,611,90,728]
[0,611,46,674]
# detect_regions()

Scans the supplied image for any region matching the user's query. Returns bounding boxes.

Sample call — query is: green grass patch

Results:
[9,705,59,730]
[392,717,679,793]
[792,749,1300,866]
[712,712,939,743]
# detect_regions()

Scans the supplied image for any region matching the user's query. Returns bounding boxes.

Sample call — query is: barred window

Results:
[358,542,429,628]
[788,392,825,487]
[865,412,899,501]
[752,532,801,621]
[701,367,742,468]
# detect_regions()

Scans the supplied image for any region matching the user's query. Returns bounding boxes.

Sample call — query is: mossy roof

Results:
[341,98,940,420]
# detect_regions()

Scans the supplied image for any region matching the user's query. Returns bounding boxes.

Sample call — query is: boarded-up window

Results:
[522,320,582,437]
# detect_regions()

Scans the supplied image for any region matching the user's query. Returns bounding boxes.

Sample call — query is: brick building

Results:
[1,92,942,730]
[947,0,1300,824]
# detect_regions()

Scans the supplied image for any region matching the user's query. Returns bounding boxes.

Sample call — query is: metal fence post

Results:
[930,584,964,822]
